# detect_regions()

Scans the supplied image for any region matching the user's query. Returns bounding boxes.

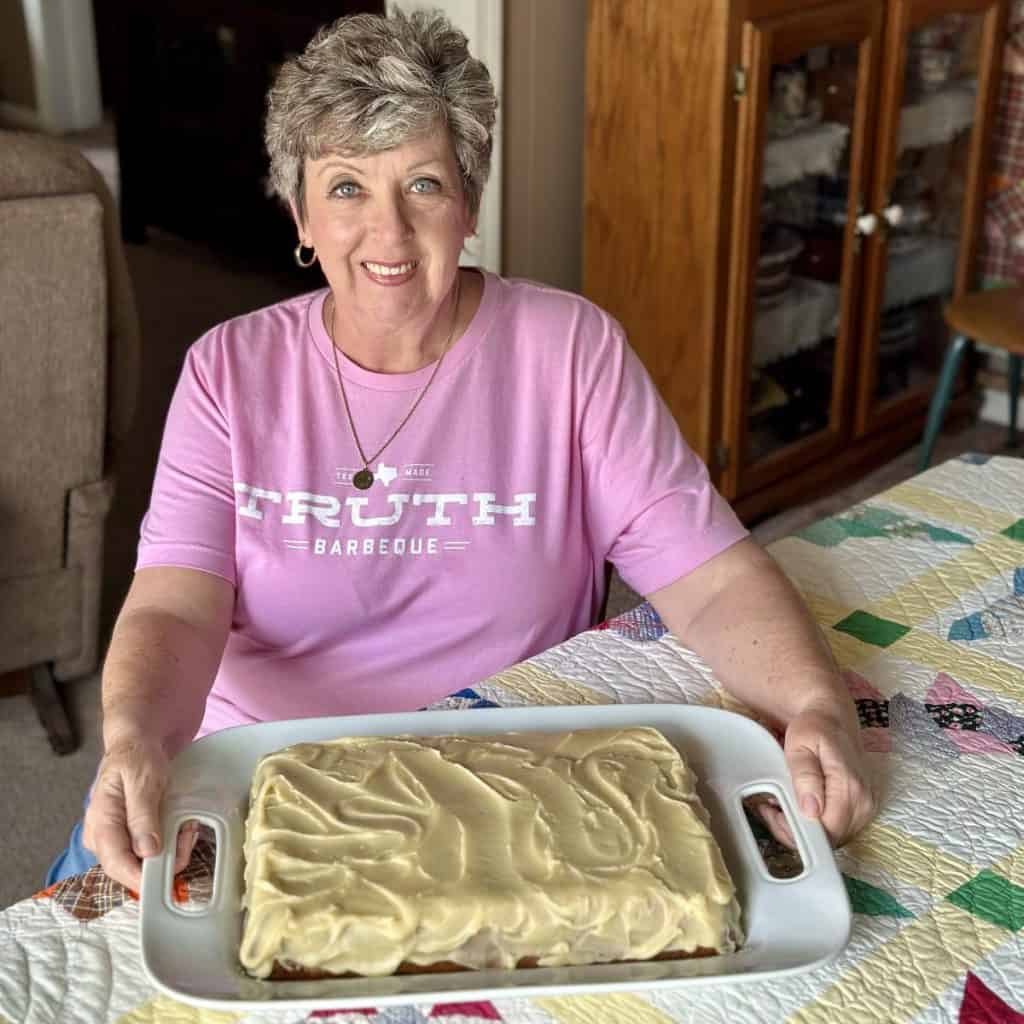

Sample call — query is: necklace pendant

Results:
[353,467,374,490]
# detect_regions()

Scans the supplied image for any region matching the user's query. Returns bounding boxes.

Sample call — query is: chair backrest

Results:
[0,193,107,579]
[0,130,138,679]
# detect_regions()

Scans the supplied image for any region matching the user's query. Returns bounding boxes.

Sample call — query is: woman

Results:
[65,9,874,891]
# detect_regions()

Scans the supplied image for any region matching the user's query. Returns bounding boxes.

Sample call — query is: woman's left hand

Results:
[778,705,876,847]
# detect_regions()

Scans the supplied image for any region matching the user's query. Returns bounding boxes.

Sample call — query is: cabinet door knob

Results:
[855,212,879,236]
[882,204,905,227]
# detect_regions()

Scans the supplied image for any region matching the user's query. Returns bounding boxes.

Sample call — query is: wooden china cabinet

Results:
[583,0,1008,522]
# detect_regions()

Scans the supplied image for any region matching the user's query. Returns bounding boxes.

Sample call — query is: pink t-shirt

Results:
[138,271,747,736]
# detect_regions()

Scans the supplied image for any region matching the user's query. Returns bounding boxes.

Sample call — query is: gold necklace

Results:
[327,272,462,490]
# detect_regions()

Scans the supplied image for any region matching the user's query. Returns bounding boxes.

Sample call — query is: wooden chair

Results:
[918,287,1024,471]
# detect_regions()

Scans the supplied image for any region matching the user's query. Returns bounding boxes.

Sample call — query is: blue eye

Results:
[332,181,360,198]
[412,178,441,194]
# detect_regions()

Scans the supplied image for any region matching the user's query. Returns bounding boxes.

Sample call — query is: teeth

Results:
[364,261,416,276]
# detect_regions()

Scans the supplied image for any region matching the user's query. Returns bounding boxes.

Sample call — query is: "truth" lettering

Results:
[233,484,537,529]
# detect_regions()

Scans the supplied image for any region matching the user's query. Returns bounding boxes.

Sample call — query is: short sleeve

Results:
[580,322,748,597]
[136,338,237,584]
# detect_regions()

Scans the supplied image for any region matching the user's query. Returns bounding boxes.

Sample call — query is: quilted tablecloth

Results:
[2,453,1023,1024]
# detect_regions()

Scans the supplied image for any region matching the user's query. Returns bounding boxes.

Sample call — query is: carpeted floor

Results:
[1,222,1020,911]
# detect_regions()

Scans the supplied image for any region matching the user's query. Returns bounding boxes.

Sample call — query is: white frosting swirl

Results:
[240,727,743,978]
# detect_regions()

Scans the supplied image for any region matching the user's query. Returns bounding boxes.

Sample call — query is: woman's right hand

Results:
[82,737,197,891]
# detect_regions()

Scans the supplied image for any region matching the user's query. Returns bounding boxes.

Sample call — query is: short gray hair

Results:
[265,8,497,224]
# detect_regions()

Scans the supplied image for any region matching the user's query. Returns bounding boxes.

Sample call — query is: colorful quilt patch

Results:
[307,1009,379,1020]
[844,670,892,751]
[931,676,1024,754]
[844,671,1024,758]
[303,1005,504,1022]
[423,688,501,711]
[926,701,983,730]
[303,1006,504,1022]
[958,972,1024,1023]
[595,602,668,642]
[890,693,963,761]
[947,870,1024,932]
[834,611,911,648]
[949,568,1024,641]
[844,875,915,919]
[430,1005,503,1020]
[856,699,890,727]
[797,506,973,548]
[1004,519,1024,543]
[47,862,136,921]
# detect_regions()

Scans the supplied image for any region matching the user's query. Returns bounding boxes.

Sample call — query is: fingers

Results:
[800,737,875,847]
[83,776,143,891]
[820,770,876,848]
[783,711,879,848]
[82,746,170,891]
[813,726,877,846]
[748,796,796,849]
[123,765,166,863]
[785,744,826,822]
[173,820,200,875]
[90,820,143,892]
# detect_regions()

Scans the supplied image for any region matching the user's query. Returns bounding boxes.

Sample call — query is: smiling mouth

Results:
[362,260,418,276]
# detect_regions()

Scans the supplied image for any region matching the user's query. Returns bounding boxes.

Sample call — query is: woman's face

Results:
[294,128,476,329]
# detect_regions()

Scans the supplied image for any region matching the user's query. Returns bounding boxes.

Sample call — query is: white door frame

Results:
[386,0,503,273]
[1,0,102,134]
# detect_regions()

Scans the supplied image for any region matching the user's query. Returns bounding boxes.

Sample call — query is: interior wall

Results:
[0,1,37,109]
[501,0,587,293]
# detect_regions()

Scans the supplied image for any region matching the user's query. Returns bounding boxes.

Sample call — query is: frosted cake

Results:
[240,726,743,978]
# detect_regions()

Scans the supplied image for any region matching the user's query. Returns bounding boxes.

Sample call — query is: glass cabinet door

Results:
[855,1,1004,432]
[722,2,884,500]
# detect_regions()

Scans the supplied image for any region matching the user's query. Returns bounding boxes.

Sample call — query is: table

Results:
[2,454,1022,1024]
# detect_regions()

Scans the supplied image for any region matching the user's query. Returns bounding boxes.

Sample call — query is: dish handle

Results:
[715,778,851,952]
[141,801,241,920]
[724,779,837,882]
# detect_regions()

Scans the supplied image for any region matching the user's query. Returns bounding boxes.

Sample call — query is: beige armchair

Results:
[0,130,139,753]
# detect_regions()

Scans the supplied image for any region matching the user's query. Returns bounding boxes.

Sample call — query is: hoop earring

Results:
[294,243,317,268]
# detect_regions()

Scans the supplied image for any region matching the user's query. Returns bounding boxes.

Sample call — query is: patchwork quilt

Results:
[2,454,1022,1023]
